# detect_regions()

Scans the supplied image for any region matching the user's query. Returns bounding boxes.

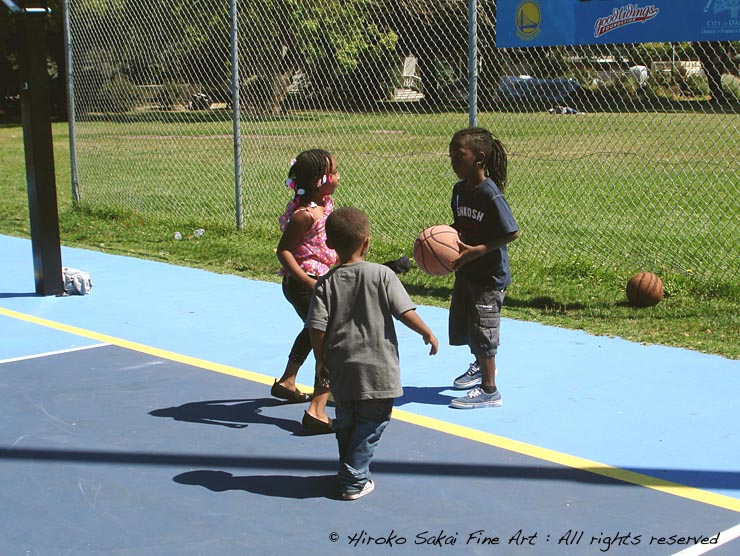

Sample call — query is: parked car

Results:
[497,75,581,103]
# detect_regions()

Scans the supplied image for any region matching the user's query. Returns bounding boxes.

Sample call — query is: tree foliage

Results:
[1,0,66,119]
[224,0,403,113]
[1,0,738,121]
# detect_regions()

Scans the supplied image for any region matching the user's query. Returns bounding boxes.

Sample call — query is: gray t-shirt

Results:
[306,261,416,402]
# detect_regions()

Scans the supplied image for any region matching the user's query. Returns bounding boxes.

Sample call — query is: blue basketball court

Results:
[1,233,739,555]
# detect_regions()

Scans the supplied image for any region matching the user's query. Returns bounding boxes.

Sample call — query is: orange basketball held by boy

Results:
[413,225,461,276]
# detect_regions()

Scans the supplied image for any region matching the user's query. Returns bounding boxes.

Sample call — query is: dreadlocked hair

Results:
[451,127,508,192]
[288,148,333,202]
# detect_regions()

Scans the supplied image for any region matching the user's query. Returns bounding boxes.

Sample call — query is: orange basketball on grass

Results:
[626,271,663,308]
[413,225,460,276]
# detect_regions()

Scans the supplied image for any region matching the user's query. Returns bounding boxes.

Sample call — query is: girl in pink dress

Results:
[273,149,339,434]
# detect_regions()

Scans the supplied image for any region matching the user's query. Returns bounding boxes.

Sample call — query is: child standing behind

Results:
[307,207,438,500]
[273,149,338,434]
[447,127,519,409]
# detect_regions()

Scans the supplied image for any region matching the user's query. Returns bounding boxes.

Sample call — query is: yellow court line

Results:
[2,305,739,514]
[0,307,274,387]
[393,411,740,513]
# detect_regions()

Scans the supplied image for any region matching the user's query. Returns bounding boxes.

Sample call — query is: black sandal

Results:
[271,380,311,403]
[302,411,335,434]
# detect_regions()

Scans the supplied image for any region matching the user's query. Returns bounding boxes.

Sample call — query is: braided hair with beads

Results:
[280,149,334,231]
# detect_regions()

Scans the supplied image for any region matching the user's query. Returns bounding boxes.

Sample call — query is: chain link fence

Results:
[65,0,740,288]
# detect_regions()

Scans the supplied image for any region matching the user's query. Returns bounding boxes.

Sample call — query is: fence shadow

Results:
[4,446,738,493]
[504,295,586,311]
[399,283,588,313]
[402,283,452,299]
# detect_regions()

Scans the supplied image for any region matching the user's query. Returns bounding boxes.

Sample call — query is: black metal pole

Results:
[16,6,65,296]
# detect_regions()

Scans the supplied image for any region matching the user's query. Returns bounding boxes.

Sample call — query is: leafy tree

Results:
[630,41,740,102]
[376,0,476,104]
[0,8,19,118]
[234,0,402,113]
[1,0,66,120]
[281,0,400,110]
[237,0,294,114]
[3,0,737,120]
[692,41,739,102]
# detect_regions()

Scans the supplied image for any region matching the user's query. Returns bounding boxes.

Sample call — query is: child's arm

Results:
[276,209,317,289]
[452,230,519,270]
[398,309,438,355]
[309,328,329,382]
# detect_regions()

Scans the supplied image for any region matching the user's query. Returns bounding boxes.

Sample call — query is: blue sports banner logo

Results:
[497,0,740,47]
[516,2,543,41]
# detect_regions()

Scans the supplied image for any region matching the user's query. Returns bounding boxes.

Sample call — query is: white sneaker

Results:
[342,480,375,501]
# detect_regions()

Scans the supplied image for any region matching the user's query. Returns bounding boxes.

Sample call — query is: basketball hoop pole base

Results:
[16,5,65,296]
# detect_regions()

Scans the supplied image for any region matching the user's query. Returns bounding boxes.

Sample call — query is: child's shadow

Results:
[174,470,339,500]
[395,386,455,407]
[149,398,304,435]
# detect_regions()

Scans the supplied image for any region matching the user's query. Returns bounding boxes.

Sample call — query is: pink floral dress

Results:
[279,196,337,276]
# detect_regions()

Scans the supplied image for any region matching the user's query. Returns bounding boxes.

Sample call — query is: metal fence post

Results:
[63,0,80,204]
[468,0,478,127]
[230,0,242,230]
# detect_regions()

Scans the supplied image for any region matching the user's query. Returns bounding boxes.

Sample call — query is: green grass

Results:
[1,119,739,360]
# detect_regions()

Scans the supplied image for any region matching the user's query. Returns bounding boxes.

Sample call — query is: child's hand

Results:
[425,332,439,355]
[451,241,486,270]
[398,309,438,355]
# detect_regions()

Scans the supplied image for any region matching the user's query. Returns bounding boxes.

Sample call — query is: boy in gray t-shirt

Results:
[306,207,438,501]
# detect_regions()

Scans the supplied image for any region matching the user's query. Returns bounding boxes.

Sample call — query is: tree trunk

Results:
[695,41,732,102]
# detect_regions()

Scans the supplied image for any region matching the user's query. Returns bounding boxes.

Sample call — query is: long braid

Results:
[486,138,508,193]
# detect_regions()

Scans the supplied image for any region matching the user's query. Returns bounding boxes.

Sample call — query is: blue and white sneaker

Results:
[453,361,482,389]
[450,387,502,409]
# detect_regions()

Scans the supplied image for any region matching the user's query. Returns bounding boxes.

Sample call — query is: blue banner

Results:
[496,0,740,48]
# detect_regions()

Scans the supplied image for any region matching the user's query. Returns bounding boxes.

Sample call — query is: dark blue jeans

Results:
[335,398,394,494]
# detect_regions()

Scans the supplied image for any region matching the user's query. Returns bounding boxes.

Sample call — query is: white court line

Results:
[671,523,740,556]
[0,343,110,364]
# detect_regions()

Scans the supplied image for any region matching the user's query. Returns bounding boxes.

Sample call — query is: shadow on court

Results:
[174,470,340,500]
[148,389,464,429]
[395,385,455,406]
[149,397,304,434]
[0,292,38,298]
